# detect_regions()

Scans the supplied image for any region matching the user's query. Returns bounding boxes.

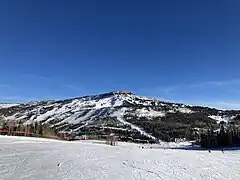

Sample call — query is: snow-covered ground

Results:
[0,103,19,109]
[208,115,235,123]
[0,136,240,180]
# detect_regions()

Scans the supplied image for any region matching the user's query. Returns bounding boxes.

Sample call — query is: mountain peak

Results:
[110,90,135,95]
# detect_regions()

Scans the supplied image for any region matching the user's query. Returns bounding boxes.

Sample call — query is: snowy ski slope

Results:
[0,136,240,180]
[0,103,19,109]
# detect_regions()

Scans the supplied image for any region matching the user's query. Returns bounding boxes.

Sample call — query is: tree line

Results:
[200,121,240,148]
[0,117,58,138]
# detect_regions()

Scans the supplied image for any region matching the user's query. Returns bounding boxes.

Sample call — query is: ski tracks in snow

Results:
[122,161,164,180]
[1,136,240,180]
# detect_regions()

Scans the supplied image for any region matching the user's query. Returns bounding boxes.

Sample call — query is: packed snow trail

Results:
[0,136,240,180]
[111,108,157,140]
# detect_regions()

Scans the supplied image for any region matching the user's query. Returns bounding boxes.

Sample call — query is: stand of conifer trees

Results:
[200,122,240,148]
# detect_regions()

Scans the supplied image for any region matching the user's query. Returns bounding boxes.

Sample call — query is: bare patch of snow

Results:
[168,109,176,113]
[0,103,19,108]
[208,115,234,123]
[135,108,165,117]
[35,108,57,122]
[177,107,193,114]
[102,126,128,131]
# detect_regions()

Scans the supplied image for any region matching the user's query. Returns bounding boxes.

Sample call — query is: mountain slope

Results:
[0,103,19,109]
[1,91,240,142]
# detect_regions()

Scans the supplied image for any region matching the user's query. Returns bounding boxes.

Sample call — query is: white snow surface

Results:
[0,103,19,109]
[176,107,193,114]
[0,136,240,180]
[135,108,165,117]
[208,115,234,123]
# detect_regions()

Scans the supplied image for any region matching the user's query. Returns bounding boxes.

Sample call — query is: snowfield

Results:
[0,103,19,109]
[0,136,240,180]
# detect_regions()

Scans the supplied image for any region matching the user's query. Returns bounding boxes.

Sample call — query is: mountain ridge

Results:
[0,91,240,142]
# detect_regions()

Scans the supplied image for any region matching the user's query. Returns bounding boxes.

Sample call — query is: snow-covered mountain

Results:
[0,103,19,109]
[0,91,240,142]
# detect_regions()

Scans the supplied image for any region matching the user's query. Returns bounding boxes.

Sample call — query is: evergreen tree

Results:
[2,121,7,130]
[38,122,43,136]
[29,124,35,135]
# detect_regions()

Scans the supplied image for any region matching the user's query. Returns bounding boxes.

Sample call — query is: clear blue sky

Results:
[0,0,240,109]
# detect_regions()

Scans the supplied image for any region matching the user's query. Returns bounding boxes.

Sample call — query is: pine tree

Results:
[29,124,35,135]
[38,122,43,136]
[2,121,7,130]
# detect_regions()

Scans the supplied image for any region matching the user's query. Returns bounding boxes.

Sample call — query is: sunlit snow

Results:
[0,136,239,180]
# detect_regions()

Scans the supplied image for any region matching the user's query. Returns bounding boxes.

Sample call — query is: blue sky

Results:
[0,0,240,109]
